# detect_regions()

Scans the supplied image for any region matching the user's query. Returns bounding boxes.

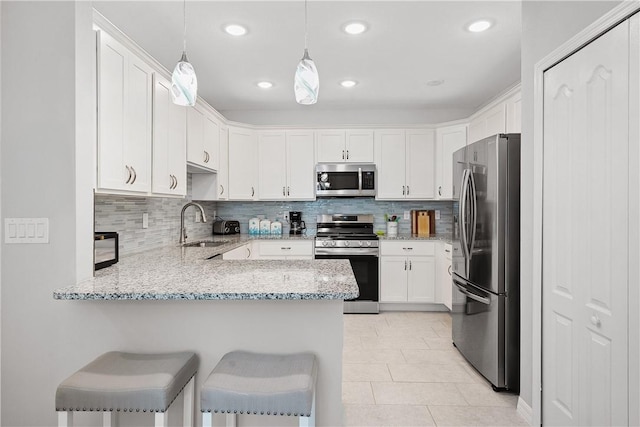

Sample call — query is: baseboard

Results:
[379,302,449,312]
[517,396,533,426]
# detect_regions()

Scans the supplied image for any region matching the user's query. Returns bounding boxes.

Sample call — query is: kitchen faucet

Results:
[180,202,207,244]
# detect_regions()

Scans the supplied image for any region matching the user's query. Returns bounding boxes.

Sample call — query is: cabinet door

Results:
[506,92,522,133]
[258,131,287,200]
[379,257,408,302]
[436,125,467,199]
[405,130,436,199]
[228,128,257,200]
[186,105,205,166]
[407,256,436,303]
[375,130,406,200]
[203,115,220,171]
[436,243,453,310]
[317,130,346,162]
[346,130,374,162]
[152,74,186,196]
[97,30,128,191]
[286,131,316,200]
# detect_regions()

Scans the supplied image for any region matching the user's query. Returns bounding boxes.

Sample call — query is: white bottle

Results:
[259,219,271,235]
[249,218,260,235]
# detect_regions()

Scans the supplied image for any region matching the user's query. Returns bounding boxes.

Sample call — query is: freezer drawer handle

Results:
[453,279,490,305]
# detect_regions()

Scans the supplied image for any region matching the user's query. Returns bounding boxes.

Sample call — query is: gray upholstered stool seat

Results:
[56,351,198,427]
[201,351,317,427]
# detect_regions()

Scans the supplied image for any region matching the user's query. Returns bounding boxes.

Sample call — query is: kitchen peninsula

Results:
[53,240,357,427]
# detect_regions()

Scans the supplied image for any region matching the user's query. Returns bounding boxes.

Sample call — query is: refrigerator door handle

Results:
[453,276,491,305]
[468,169,478,255]
[459,169,470,260]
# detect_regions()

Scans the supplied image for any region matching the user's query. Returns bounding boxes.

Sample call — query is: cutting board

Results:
[417,211,430,236]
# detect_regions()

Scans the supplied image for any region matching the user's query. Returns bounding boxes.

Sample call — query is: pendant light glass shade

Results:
[295,49,319,105]
[171,52,197,106]
[294,0,318,105]
[171,0,197,106]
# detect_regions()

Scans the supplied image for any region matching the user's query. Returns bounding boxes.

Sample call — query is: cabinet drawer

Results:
[258,240,312,257]
[380,241,435,257]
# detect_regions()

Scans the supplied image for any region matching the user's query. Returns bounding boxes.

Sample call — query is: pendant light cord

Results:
[304,0,308,50]
[183,0,187,54]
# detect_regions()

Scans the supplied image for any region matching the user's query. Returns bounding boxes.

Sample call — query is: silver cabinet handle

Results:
[402,185,406,195]
[409,260,412,270]
[125,166,132,184]
[283,186,286,196]
[439,186,442,196]
[173,175,178,189]
[448,265,452,276]
[170,175,174,189]
[445,249,451,253]
[246,247,251,258]
[406,186,410,195]
[402,247,413,251]
[404,260,407,270]
[346,150,349,159]
[220,185,224,195]
[287,186,290,196]
[204,151,210,163]
[342,150,345,160]
[281,247,292,250]
[130,166,137,184]
[251,187,255,197]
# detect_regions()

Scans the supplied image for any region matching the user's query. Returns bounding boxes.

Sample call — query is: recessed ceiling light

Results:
[343,22,368,35]
[257,81,273,89]
[467,20,492,33]
[340,80,358,88]
[426,80,445,87]
[224,24,248,36]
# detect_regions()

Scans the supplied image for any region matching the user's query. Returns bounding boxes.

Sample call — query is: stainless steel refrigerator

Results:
[451,133,520,392]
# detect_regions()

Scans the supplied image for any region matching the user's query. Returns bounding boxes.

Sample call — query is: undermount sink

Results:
[182,241,228,248]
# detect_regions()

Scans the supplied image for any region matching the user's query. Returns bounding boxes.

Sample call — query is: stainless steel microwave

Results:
[316,164,376,197]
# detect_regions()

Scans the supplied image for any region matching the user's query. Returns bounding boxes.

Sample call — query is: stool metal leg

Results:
[58,411,73,427]
[154,412,168,427]
[183,376,195,427]
[202,412,213,427]
[226,413,237,427]
[102,411,117,427]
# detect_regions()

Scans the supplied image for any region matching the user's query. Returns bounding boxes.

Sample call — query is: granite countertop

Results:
[53,235,358,301]
[378,233,454,243]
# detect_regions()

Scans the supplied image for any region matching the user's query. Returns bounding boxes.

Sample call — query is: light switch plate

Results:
[404,211,410,220]
[142,213,149,229]
[5,218,49,243]
[435,210,441,220]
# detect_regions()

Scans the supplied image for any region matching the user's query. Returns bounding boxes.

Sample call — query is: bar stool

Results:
[55,351,198,427]
[201,351,317,427]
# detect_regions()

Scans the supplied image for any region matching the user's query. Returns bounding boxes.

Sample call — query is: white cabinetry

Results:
[379,241,436,303]
[375,130,435,200]
[96,30,153,194]
[152,74,186,196]
[228,127,257,200]
[222,243,253,260]
[505,92,522,134]
[317,130,374,163]
[467,87,521,145]
[187,102,218,171]
[435,124,467,199]
[436,242,453,310]
[254,240,313,260]
[258,131,315,201]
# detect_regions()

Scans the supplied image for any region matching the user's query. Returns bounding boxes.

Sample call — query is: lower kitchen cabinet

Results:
[379,241,436,303]
[222,243,253,260]
[436,242,453,310]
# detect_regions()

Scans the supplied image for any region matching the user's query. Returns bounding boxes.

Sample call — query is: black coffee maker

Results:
[289,211,306,235]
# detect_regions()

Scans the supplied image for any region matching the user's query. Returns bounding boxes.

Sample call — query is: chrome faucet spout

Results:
[180,202,207,244]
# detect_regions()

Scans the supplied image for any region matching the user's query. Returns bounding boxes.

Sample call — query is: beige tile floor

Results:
[342,311,528,426]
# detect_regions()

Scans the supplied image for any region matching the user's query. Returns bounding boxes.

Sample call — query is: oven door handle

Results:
[314,248,379,257]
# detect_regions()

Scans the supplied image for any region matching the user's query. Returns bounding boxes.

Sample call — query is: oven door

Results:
[314,251,379,314]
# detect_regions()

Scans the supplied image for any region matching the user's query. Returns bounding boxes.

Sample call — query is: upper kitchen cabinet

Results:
[191,124,228,201]
[187,102,219,172]
[258,130,315,200]
[228,127,258,200]
[435,124,467,199]
[375,129,436,200]
[96,30,153,194]
[316,130,374,163]
[467,86,522,144]
[505,91,522,133]
[152,74,186,197]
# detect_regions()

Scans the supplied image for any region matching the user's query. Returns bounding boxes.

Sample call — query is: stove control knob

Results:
[344,241,350,247]
[331,241,337,247]
[366,241,372,247]
[322,241,329,247]
[358,241,363,247]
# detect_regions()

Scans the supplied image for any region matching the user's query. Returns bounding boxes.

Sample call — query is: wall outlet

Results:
[195,211,202,223]
[404,211,410,220]
[142,213,149,229]
[284,212,290,222]
[435,210,441,220]
[213,210,217,220]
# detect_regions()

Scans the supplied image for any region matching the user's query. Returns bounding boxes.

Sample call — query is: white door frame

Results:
[532,2,640,426]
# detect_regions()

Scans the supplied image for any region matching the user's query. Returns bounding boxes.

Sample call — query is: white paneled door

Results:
[542,19,629,426]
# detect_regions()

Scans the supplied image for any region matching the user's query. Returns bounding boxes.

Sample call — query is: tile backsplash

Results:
[96,175,454,256]
[215,199,454,236]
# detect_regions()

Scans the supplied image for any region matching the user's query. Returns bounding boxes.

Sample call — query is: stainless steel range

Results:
[314,214,379,314]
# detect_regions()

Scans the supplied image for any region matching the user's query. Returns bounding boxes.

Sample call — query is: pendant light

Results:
[294,0,319,105]
[171,0,197,106]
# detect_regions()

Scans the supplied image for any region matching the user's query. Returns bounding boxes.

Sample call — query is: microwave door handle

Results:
[358,167,362,193]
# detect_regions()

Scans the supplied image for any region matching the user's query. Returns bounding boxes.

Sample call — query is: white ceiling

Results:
[94,1,521,120]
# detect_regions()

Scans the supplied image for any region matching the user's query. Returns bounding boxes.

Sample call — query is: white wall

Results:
[520,0,620,413]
